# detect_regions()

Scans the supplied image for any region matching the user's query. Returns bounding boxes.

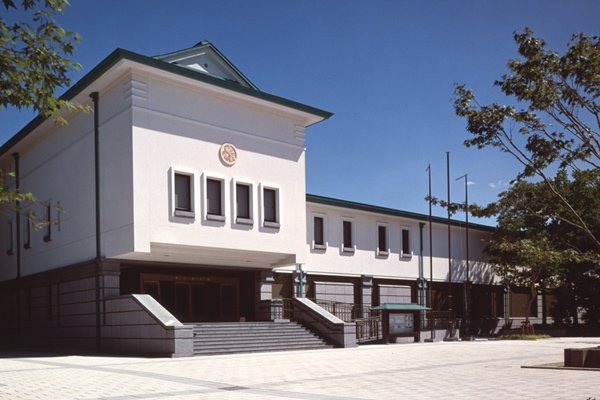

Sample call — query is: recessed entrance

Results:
[141,274,239,322]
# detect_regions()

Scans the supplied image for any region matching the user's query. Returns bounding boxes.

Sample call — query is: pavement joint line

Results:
[4,349,565,400]
[4,358,367,400]
[2,339,600,400]
[259,352,560,389]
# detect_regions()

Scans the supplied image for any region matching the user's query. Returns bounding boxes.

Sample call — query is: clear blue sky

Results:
[3,0,600,226]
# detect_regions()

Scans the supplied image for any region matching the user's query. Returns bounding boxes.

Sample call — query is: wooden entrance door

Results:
[141,274,239,322]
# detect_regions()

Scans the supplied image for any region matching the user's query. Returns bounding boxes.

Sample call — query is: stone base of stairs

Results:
[186,321,333,356]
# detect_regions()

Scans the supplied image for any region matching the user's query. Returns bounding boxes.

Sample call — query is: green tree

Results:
[454,28,600,254]
[481,170,600,327]
[1,0,88,124]
[1,0,82,219]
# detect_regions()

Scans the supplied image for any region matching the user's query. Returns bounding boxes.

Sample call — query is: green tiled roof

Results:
[306,194,495,231]
[0,47,333,158]
[153,40,259,91]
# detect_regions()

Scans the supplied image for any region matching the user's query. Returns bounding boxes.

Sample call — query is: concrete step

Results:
[187,321,331,356]
[194,342,332,356]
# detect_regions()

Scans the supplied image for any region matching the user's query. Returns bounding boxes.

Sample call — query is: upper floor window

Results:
[23,213,31,250]
[235,182,253,225]
[6,220,14,256]
[377,223,389,256]
[174,172,194,217]
[342,217,355,253]
[43,203,52,242]
[262,185,280,228]
[206,178,225,221]
[401,226,412,258]
[312,213,327,250]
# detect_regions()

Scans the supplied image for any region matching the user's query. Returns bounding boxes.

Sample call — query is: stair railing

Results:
[271,298,382,343]
[271,298,293,320]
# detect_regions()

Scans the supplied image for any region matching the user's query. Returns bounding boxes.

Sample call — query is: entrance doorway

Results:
[141,274,239,322]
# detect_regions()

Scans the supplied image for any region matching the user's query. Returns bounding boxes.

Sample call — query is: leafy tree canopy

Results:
[1,0,88,124]
[452,28,600,255]
[1,0,80,222]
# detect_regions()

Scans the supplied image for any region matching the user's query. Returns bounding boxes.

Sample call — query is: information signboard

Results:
[389,313,414,334]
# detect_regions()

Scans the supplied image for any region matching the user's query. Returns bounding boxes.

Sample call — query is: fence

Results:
[422,311,455,330]
[270,298,455,343]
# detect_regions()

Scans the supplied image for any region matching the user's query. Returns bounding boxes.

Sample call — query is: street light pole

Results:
[457,174,470,338]
[447,153,452,316]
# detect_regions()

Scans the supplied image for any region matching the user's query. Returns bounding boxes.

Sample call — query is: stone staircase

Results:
[187,321,333,356]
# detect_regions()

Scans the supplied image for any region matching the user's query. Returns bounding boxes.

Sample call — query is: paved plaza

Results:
[1,337,599,399]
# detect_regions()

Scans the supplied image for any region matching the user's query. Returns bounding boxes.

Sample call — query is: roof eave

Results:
[1,48,332,158]
[306,194,495,231]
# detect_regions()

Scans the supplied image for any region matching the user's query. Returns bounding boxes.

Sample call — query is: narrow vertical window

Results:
[263,187,279,227]
[174,173,192,212]
[7,220,13,255]
[401,227,411,257]
[57,201,61,232]
[235,183,252,223]
[342,219,354,252]
[43,204,52,242]
[206,178,224,219]
[314,216,324,246]
[378,224,389,256]
[46,285,53,318]
[24,213,31,250]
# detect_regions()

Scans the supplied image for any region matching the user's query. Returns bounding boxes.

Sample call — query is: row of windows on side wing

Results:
[312,215,412,257]
[7,204,57,255]
[173,172,279,227]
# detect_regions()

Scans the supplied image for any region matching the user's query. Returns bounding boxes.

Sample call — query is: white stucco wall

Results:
[121,68,319,268]
[0,55,328,281]
[0,73,135,280]
[303,201,496,284]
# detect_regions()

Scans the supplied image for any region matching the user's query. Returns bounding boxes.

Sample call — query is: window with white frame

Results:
[7,220,14,255]
[401,226,412,258]
[312,213,327,250]
[173,171,195,218]
[43,203,52,242]
[262,185,280,228]
[341,217,355,253]
[23,213,31,250]
[377,223,389,256]
[235,181,253,224]
[206,177,225,221]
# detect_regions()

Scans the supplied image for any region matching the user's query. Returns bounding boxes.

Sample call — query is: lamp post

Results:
[456,174,470,338]
[446,153,452,317]
[427,164,434,340]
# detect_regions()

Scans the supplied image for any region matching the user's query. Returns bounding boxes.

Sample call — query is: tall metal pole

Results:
[427,164,434,339]
[447,153,452,315]
[90,92,101,351]
[12,153,21,343]
[457,174,470,336]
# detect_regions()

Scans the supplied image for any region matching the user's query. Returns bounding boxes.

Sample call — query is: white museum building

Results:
[0,41,543,356]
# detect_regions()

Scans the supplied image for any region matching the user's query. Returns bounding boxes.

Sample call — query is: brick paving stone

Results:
[0,338,599,399]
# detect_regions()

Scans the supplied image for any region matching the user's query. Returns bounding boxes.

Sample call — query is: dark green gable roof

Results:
[153,40,260,91]
[306,194,495,232]
[0,47,332,158]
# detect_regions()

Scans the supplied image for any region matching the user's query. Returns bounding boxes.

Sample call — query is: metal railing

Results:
[422,311,455,330]
[270,299,455,343]
[307,298,375,322]
[271,298,293,320]
[355,316,382,342]
[308,298,383,343]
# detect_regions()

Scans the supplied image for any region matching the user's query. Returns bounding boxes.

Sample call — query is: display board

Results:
[389,313,414,334]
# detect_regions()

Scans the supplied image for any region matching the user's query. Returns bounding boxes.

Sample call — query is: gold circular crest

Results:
[219,143,238,166]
